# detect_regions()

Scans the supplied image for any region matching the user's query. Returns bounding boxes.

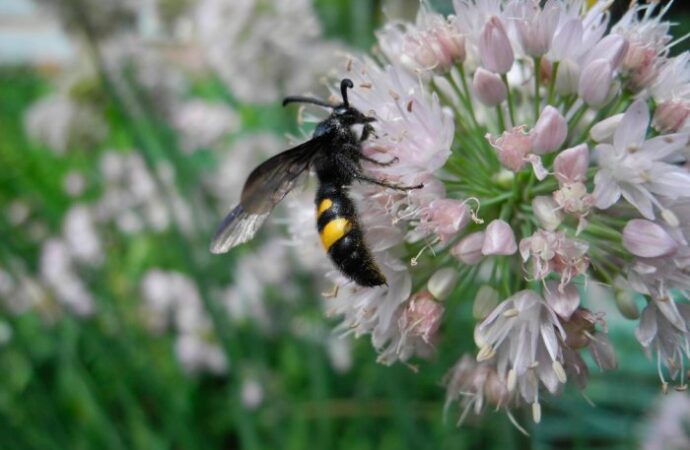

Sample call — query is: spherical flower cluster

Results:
[285,0,690,426]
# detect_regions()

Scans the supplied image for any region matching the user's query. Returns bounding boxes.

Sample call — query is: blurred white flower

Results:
[196,0,343,103]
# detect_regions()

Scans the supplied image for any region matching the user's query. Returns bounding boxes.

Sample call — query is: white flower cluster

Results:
[282,0,690,425]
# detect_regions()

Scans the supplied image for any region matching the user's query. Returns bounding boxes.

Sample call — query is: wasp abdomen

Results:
[315,185,386,287]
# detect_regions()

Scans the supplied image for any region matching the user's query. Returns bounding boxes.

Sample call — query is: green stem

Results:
[457,65,482,130]
[496,105,507,132]
[501,73,516,126]
[547,61,560,106]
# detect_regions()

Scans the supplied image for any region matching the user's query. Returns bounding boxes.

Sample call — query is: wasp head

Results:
[333,78,376,125]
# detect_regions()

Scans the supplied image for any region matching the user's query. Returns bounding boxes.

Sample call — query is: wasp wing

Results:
[209,135,328,254]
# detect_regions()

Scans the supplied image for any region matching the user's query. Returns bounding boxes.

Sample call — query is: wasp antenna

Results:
[282,96,333,108]
[340,78,354,107]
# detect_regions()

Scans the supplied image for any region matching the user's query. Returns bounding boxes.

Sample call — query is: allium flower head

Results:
[281,0,690,427]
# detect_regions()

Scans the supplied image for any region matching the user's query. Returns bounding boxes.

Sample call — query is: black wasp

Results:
[209,79,421,287]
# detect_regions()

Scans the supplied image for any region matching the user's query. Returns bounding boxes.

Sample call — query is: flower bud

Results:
[399,291,444,344]
[451,231,485,265]
[532,106,567,154]
[623,44,658,91]
[473,285,499,319]
[486,127,533,173]
[482,220,517,256]
[554,144,589,185]
[653,100,690,133]
[473,67,507,107]
[420,199,470,242]
[427,267,458,301]
[550,19,582,62]
[587,34,629,70]
[590,113,624,142]
[544,280,580,320]
[479,16,514,74]
[532,196,563,231]
[579,59,613,108]
[613,276,640,320]
[622,219,678,258]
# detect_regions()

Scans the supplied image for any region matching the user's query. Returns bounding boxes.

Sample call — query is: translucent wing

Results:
[209,135,328,254]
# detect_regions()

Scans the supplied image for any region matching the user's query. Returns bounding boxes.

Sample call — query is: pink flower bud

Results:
[623,44,658,91]
[579,59,613,108]
[622,219,678,258]
[653,100,690,133]
[420,199,470,242]
[434,19,466,66]
[399,291,444,344]
[544,280,580,321]
[554,144,589,185]
[486,127,533,173]
[532,196,563,231]
[532,106,567,154]
[482,219,517,256]
[473,67,507,107]
[451,231,485,265]
[479,16,514,74]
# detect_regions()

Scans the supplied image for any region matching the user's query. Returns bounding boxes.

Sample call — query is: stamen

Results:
[553,361,568,383]
[507,368,517,391]
[502,308,519,318]
[506,410,530,436]
[532,402,542,424]
[661,208,680,228]
[477,345,495,362]
[464,197,484,224]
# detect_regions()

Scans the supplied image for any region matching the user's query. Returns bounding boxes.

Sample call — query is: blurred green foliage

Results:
[2,1,690,449]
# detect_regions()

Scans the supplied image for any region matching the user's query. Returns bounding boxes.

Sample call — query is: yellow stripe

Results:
[317,198,333,218]
[319,218,351,251]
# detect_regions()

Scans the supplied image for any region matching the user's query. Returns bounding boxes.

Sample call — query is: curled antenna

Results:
[282,96,333,108]
[340,78,354,107]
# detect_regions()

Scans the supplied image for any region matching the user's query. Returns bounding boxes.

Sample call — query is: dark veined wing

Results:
[209,134,328,254]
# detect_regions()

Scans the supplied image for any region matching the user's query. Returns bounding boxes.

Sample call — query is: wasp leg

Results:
[356,174,423,191]
[360,155,399,167]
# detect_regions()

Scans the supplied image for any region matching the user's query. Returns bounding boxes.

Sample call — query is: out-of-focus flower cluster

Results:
[275,0,690,426]
[3,0,349,387]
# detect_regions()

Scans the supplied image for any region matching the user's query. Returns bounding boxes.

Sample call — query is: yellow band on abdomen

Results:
[320,218,351,251]
[317,198,333,218]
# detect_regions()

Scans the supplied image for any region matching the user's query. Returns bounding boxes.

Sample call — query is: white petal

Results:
[620,184,655,219]
[550,19,582,61]
[635,304,657,347]
[614,100,649,152]
[593,170,621,209]
[655,298,688,333]
[589,333,617,370]
[544,280,580,320]
[638,133,690,161]
[647,165,690,199]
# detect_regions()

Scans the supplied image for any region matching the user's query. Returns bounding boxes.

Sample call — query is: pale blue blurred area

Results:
[0,0,74,65]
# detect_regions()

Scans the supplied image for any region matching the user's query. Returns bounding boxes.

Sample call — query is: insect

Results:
[209,79,422,287]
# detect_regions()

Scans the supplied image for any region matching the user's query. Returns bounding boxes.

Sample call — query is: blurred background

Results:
[1,0,690,449]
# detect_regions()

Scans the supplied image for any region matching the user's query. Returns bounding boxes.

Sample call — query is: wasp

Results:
[210,79,421,287]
